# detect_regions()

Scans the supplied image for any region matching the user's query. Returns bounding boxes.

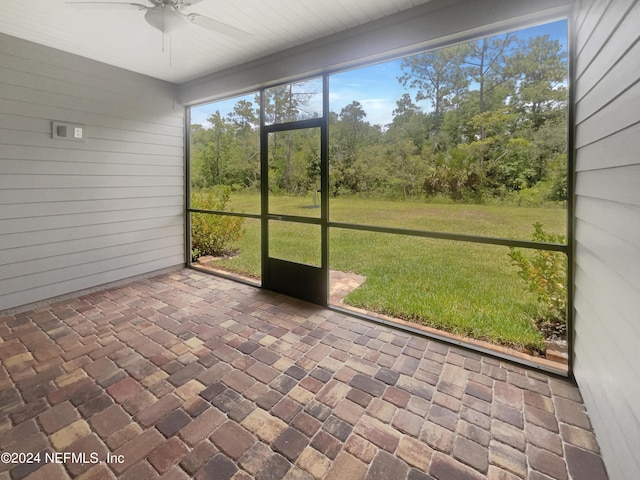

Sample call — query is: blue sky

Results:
[192,19,567,128]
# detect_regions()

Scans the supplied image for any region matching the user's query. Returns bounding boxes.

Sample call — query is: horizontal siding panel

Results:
[0,130,184,157]
[574,262,640,468]
[0,144,181,167]
[574,241,640,480]
[576,40,640,123]
[0,207,184,235]
[0,174,183,189]
[0,244,184,297]
[574,259,640,372]
[0,65,181,119]
[575,1,640,99]
[575,123,640,171]
[0,114,184,147]
[569,381,617,480]
[0,34,179,103]
[0,50,174,106]
[575,164,640,205]
[573,324,639,426]
[573,386,637,480]
[0,255,184,312]
[0,235,183,282]
[0,33,181,311]
[573,324,619,412]
[575,196,640,250]
[0,98,183,138]
[571,1,639,479]
[573,296,640,476]
[575,220,640,294]
[0,197,183,220]
[574,0,611,60]
[0,83,184,129]
[0,217,183,251]
[573,329,640,480]
[575,80,640,148]
[574,0,633,81]
[0,208,183,236]
[573,0,594,35]
[0,186,184,205]
[0,226,183,267]
[0,112,52,133]
[0,159,183,177]
[88,126,184,147]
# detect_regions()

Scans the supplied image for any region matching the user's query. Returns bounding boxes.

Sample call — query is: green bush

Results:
[508,222,567,323]
[191,187,244,257]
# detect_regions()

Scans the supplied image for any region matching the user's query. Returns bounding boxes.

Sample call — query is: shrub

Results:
[191,187,244,257]
[508,222,567,323]
[545,154,568,203]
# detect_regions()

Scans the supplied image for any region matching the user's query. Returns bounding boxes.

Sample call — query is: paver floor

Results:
[0,269,608,479]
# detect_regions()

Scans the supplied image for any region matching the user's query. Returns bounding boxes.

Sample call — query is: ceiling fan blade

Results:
[66,2,149,10]
[187,13,253,40]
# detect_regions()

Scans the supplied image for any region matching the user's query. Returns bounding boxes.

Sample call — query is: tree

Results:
[261,82,317,193]
[398,45,469,133]
[189,124,208,189]
[339,101,367,153]
[386,136,425,199]
[389,94,429,152]
[463,34,519,118]
[508,35,567,131]
[189,25,568,204]
[391,93,420,121]
[228,100,260,189]
[228,99,257,131]
[329,101,370,194]
[200,111,233,187]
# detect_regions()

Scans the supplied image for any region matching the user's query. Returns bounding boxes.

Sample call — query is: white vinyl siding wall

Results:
[573,1,640,479]
[0,34,185,312]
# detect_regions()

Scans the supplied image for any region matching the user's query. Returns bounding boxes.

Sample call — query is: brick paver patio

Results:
[0,269,608,479]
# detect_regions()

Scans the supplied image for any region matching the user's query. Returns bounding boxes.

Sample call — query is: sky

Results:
[191,19,567,128]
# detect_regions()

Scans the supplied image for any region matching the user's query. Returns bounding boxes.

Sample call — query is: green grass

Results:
[195,191,567,353]
[331,231,545,351]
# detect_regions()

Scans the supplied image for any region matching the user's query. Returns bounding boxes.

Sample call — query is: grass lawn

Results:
[194,191,567,353]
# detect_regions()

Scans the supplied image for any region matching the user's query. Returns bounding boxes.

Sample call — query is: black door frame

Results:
[259,77,329,305]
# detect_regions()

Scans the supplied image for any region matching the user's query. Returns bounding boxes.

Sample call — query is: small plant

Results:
[191,187,244,257]
[509,222,567,323]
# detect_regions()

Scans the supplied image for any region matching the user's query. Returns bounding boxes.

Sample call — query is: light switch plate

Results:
[52,121,86,142]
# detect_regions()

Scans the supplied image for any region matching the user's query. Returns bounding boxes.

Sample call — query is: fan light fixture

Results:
[66,1,252,41]
[144,5,187,34]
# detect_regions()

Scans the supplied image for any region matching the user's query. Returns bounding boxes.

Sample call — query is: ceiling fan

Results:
[67,0,252,39]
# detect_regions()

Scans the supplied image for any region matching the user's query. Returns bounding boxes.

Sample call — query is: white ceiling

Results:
[0,0,434,84]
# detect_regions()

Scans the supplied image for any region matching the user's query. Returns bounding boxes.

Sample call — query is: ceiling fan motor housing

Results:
[145,4,187,34]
